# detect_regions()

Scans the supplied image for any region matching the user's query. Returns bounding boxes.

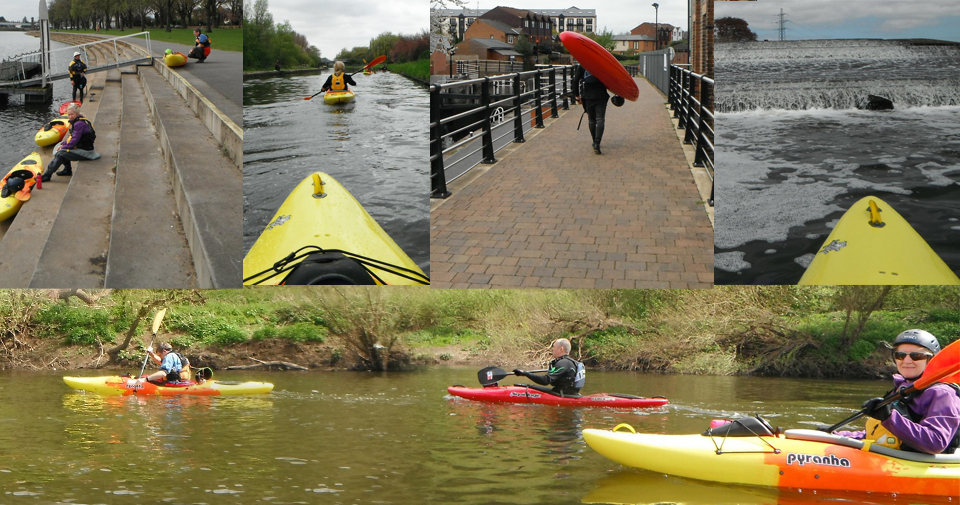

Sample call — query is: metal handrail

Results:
[669,65,714,207]
[431,65,575,199]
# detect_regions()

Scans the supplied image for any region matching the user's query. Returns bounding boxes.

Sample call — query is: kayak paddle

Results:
[304,56,387,100]
[137,308,167,379]
[824,339,959,432]
[477,366,548,386]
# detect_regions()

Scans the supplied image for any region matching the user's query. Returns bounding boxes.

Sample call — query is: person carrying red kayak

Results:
[41,103,99,182]
[320,61,357,93]
[514,338,585,397]
[835,330,960,454]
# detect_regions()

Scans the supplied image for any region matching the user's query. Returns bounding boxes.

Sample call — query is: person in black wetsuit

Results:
[572,65,609,155]
[514,338,585,397]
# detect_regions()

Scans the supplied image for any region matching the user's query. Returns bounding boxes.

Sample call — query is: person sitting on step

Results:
[41,103,99,182]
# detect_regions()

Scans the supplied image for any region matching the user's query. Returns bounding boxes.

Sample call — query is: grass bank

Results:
[52,28,242,52]
[390,60,429,85]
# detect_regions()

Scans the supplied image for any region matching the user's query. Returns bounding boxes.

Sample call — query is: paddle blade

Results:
[913,339,959,390]
[304,96,313,100]
[365,55,386,69]
[152,308,167,335]
[478,366,509,386]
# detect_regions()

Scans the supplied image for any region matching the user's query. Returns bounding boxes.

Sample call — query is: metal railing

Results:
[0,32,152,88]
[669,64,714,206]
[431,64,574,198]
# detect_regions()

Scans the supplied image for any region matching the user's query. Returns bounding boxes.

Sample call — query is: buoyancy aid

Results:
[67,118,96,151]
[331,72,346,91]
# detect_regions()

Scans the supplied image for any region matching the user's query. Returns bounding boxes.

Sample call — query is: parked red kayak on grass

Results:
[447,385,668,409]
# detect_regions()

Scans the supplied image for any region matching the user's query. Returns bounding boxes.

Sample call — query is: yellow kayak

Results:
[162,52,187,67]
[63,376,274,396]
[243,172,428,285]
[34,116,70,146]
[583,424,960,497]
[0,152,42,221]
[799,196,960,285]
[323,90,355,105]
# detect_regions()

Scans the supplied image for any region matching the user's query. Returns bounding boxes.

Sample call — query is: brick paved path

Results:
[430,78,713,288]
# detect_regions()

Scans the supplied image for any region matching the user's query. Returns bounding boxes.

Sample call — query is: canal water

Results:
[714,40,960,284]
[2,367,949,504]
[242,72,430,276]
[0,32,73,187]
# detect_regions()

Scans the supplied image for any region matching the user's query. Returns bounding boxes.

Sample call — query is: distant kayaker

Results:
[835,330,960,454]
[572,64,609,155]
[514,338,585,397]
[41,103,100,182]
[275,60,282,72]
[144,342,183,384]
[68,51,87,103]
[320,61,357,93]
[190,27,211,63]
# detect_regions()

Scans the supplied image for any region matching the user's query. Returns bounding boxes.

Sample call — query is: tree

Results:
[834,286,894,353]
[715,17,757,43]
[586,26,615,51]
[514,35,533,70]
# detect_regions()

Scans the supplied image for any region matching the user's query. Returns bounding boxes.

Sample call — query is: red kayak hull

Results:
[447,385,667,408]
[559,31,639,102]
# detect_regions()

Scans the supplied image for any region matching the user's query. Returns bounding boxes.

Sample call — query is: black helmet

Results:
[611,95,625,107]
[892,329,940,355]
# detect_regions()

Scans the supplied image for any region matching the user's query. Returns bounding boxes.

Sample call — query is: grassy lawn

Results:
[53,28,242,52]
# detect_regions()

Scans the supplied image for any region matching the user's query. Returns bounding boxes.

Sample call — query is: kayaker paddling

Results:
[320,61,358,94]
[513,338,585,397]
[144,342,185,384]
[836,329,960,454]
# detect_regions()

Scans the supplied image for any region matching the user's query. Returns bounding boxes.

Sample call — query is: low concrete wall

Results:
[151,60,242,169]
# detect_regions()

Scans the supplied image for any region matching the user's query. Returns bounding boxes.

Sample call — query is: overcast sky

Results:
[268,0,427,59]
[443,0,689,36]
[716,0,960,42]
[0,0,45,23]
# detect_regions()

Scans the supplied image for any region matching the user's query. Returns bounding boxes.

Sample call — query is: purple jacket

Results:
[838,375,960,454]
[62,116,90,150]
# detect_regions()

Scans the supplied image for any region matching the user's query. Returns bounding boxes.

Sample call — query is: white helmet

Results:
[73,51,81,57]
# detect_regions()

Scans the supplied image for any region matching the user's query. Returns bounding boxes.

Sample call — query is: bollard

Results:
[534,72,544,129]
[549,69,558,118]
[480,77,496,164]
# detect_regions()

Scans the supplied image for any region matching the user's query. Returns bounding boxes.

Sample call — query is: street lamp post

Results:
[652,3,659,51]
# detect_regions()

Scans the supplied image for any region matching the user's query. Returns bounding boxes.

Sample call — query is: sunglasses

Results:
[893,351,933,361]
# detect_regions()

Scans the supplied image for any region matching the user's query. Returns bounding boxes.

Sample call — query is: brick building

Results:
[438,6,597,40]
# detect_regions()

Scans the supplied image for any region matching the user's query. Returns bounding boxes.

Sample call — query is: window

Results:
[525,19,529,27]
[634,41,638,49]
[586,18,592,24]
[508,35,514,43]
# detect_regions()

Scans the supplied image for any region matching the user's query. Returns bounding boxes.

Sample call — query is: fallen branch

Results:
[226,358,308,371]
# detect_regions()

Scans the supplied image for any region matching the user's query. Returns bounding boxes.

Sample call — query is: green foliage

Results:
[165,312,247,346]
[243,0,321,70]
[585,27,615,51]
[252,327,277,341]
[390,60,430,82]
[278,323,326,343]
[35,304,119,346]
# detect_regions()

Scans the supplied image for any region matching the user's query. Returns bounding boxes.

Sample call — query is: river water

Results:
[714,40,960,284]
[2,367,951,504]
[0,32,72,185]
[242,72,430,276]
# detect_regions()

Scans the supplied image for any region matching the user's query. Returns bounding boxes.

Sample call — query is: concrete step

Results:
[30,70,123,288]
[138,66,241,287]
[0,53,110,287]
[104,73,197,287]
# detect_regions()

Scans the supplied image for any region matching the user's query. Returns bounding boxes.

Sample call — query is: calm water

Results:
[0,32,72,174]
[242,73,430,276]
[3,367,948,504]
[714,40,960,284]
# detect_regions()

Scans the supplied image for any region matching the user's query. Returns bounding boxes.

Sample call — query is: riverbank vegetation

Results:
[243,0,321,71]
[45,0,240,33]
[389,60,429,83]
[0,287,956,378]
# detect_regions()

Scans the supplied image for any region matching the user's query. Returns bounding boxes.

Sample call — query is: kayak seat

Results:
[785,429,960,463]
[282,251,376,285]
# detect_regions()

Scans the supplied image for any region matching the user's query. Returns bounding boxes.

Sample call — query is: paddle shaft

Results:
[137,309,167,379]
[137,333,158,379]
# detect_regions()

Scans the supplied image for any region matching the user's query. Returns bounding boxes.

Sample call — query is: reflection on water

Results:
[0,368,950,504]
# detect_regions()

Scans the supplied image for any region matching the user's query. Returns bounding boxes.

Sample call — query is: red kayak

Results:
[560,31,640,102]
[447,385,668,408]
